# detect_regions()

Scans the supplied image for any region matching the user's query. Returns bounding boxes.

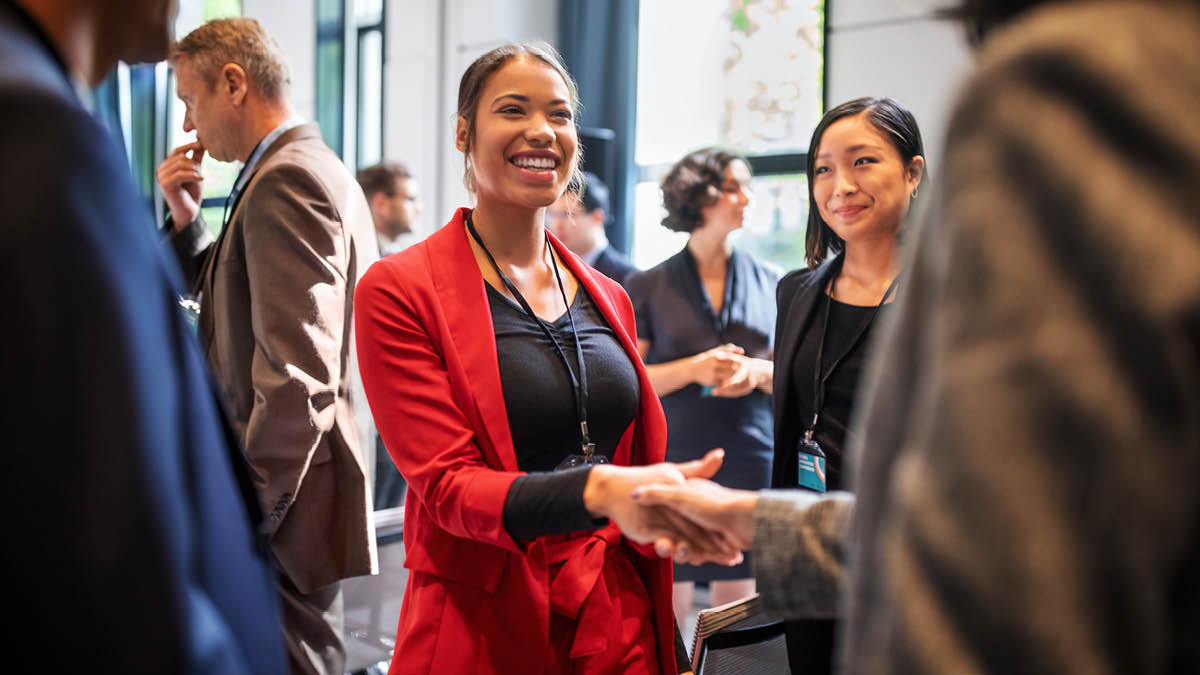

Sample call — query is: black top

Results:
[626,247,778,488]
[788,296,887,491]
[489,281,692,672]
[491,283,639,540]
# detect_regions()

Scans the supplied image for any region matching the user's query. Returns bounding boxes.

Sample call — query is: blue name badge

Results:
[797,451,827,493]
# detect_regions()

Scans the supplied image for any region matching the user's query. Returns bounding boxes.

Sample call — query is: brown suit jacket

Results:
[171,123,378,593]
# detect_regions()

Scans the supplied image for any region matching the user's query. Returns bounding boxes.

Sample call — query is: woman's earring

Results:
[911,188,919,199]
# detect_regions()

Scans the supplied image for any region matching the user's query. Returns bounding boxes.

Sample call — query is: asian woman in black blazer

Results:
[771,97,926,674]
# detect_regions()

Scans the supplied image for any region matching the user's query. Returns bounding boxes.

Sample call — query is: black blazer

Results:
[592,245,638,289]
[771,254,843,489]
[0,4,285,673]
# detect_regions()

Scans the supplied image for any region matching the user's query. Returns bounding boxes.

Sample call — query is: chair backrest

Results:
[691,594,789,675]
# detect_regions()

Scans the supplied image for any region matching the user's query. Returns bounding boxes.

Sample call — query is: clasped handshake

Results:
[583,449,758,565]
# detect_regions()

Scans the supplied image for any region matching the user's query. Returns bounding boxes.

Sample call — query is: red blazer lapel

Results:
[549,232,668,467]
[426,208,519,472]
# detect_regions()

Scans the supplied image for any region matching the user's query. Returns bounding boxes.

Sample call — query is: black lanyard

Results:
[680,246,736,341]
[466,211,597,461]
[805,269,899,441]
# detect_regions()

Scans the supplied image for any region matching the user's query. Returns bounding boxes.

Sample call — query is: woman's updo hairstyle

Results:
[804,97,925,268]
[455,42,584,195]
[660,147,747,233]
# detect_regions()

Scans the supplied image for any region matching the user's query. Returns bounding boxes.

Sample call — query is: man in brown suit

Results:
[156,17,378,675]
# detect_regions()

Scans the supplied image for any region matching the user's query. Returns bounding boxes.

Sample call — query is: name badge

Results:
[796,437,827,493]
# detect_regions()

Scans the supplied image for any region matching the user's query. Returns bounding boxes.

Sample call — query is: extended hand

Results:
[156,141,206,228]
[584,449,742,564]
[632,476,758,565]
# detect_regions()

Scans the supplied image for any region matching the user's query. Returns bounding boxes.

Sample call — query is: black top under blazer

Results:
[771,254,843,489]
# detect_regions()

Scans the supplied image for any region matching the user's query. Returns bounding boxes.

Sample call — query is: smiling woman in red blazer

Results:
[354,43,729,675]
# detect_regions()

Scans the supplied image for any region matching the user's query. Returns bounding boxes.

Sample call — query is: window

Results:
[355,0,385,167]
[633,0,824,272]
[315,0,346,157]
[316,0,386,169]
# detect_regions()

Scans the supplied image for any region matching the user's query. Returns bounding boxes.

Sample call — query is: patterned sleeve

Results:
[752,490,854,620]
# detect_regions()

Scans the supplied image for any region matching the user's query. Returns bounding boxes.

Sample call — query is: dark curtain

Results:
[558,0,639,255]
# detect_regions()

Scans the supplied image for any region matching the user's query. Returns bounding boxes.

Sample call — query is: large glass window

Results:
[634,0,824,272]
[355,0,385,168]
[316,0,386,168]
[315,0,346,157]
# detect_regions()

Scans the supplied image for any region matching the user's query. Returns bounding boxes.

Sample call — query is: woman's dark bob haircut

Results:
[660,147,749,233]
[804,97,925,268]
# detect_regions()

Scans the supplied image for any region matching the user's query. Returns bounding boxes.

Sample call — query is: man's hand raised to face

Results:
[156,141,206,229]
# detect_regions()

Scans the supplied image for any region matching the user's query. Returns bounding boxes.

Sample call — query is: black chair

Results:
[691,594,789,675]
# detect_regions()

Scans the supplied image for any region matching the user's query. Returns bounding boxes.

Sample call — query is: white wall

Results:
[827,0,973,166]
[243,0,317,122]
[434,0,558,224]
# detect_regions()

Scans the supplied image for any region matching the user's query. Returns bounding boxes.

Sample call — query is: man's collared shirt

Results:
[234,117,306,199]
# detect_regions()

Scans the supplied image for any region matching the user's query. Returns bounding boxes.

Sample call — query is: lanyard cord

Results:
[466,211,595,458]
[805,268,900,441]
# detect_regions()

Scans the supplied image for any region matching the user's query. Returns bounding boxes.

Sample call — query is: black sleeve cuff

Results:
[502,466,608,542]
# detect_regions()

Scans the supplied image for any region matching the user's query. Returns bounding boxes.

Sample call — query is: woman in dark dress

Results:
[626,148,778,623]
[772,97,925,674]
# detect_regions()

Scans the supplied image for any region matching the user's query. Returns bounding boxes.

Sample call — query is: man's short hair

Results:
[170,18,291,102]
[356,163,414,199]
[579,172,610,220]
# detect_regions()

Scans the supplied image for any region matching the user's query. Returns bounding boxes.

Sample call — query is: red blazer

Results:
[354,208,676,674]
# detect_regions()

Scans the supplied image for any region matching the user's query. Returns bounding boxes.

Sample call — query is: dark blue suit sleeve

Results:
[0,89,285,674]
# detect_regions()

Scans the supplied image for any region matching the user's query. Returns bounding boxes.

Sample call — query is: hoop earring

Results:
[911,188,919,199]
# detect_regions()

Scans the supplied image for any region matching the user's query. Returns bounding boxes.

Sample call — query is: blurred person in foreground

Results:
[546,170,638,287]
[633,0,1200,672]
[156,17,378,674]
[0,0,285,672]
